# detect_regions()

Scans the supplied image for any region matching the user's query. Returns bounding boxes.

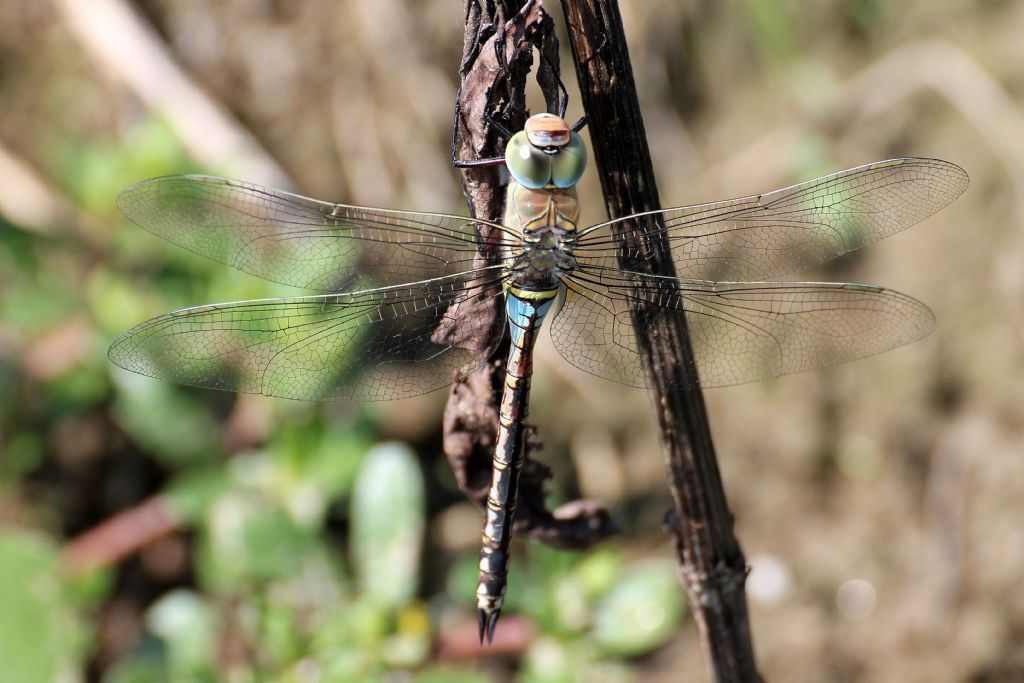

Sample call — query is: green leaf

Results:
[0,530,84,683]
[256,599,302,666]
[380,631,430,668]
[87,266,160,338]
[414,668,494,683]
[301,427,372,499]
[445,552,480,608]
[146,590,218,674]
[572,548,622,599]
[164,467,233,524]
[518,637,573,683]
[590,560,684,657]
[350,443,425,610]
[198,491,319,589]
[103,653,171,683]
[519,638,633,683]
[54,116,192,215]
[312,598,387,652]
[316,650,385,683]
[0,431,45,479]
[263,421,372,526]
[111,371,224,466]
[549,574,589,634]
[739,0,798,64]
[63,563,115,610]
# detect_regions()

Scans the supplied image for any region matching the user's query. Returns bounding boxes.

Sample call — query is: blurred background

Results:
[0,0,1022,681]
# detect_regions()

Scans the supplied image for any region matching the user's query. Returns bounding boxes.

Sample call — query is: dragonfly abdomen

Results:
[477,286,557,643]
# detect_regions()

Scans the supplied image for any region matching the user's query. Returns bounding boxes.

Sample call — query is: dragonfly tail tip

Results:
[478,608,501,645]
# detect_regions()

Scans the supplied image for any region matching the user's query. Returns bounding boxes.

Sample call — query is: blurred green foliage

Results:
[91,434,682,682]
[0,531,91,683]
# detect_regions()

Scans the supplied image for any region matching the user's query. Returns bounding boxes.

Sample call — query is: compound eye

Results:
[550,132,587,189]
[505,131,551,189]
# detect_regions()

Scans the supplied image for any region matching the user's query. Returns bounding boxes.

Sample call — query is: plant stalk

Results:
[559,1,762,680]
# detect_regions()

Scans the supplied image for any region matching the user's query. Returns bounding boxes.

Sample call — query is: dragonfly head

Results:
[505,113,587,190]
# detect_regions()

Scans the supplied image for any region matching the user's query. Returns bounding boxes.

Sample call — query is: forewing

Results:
[574,158,967,281]
[550,269,934,389]
[108,269,507,401]
[117,175,512,291]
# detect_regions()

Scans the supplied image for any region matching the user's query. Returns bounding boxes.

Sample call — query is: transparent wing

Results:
[574,158,967,282]
[117,175,514,291]
[108,268,508,401]
[550,267,934,389]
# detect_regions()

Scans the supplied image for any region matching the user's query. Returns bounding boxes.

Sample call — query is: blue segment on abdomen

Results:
[506,292,555,347]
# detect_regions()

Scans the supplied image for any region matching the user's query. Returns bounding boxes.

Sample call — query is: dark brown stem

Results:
[444,0,615,549]
[559,1,762,681]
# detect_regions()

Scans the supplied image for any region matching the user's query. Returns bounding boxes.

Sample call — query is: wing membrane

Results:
[574,158,967,282]
[550,267,934,389]
[117,175,513,291]
[108,268,507,401]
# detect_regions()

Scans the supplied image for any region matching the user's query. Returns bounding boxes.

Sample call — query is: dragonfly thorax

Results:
[504,182,580,288]
[511,229,578,288]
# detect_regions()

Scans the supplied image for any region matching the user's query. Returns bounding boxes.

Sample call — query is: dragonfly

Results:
[109,112,967,643]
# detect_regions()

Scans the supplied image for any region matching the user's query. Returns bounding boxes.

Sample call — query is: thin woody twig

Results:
[559,1,761,681]
[444,0,615,550]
